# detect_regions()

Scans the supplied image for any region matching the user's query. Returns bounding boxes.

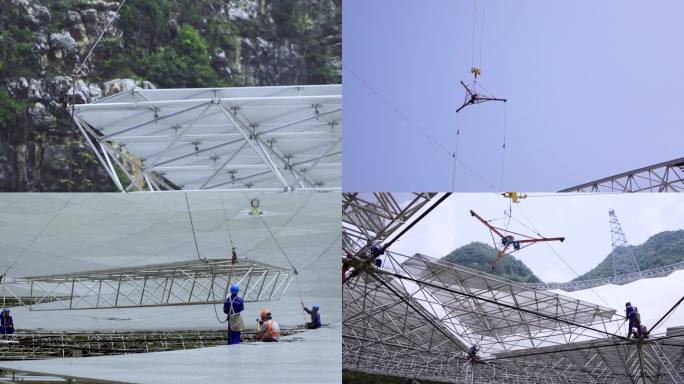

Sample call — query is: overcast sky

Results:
[343,0,684,191]
[390,193,684,282]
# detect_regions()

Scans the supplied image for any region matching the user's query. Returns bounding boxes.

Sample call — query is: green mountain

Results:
[0,0,341,191]
[573,230,684,281]
[440,241,542,283]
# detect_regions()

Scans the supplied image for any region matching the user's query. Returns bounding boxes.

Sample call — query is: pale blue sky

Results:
[343,0,684,191]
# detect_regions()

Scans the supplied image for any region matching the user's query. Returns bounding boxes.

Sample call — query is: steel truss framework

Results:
[344,253,684,383]
[527,260,684,292]
[345,253,621,377]
[349,329,684,384]
[560,157,684,193]
[527,209,684,292]
[0,328,301,360]
[342,193,437,259]
[342,192,684,383]
[9,258,293,310]
[455,80,507,113]
[609,209,641,277]
[72,85,342,192]
[0,330,228,360]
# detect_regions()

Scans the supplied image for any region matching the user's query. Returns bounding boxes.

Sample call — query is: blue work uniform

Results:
[223,294,244,345]
[468,345,479,363]
[0,314,14,335]
[626,305,641,338]
[304,307,321,329]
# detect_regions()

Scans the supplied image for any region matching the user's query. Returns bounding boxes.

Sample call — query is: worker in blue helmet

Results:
[0,308,14,335]
[625,302,642,339]
[223,284,244,344]
[370,243,384,258]
[467,345,479,364]
[302,301,322,329]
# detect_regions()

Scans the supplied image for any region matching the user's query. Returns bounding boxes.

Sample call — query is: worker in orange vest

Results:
[257,308,280,342]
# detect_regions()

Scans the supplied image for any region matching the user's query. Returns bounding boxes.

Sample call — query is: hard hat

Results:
[260,308,271,318]
[230,283,240,294]
[625,302,631,307]
[2,308,8,312]
[313,304,320,310]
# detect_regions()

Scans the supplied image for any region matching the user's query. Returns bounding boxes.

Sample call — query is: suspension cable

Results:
[451,125,460,191]
[500,102,507,191]
[516,205,612,308]
[345,64,500,190]
[243,193,311,322]
[649,295,684,333]
[478,0,487,70]
[368,193,451,261]
[470,0,477,68]
[74,0,128,77]
[344,65,451,156]
[219,194,238,277]
[344,193,452,285]
[184,193,202,261]
[3,195,74,278]
[299,233,341,271]
[184,193,227,324]
[385,270,626,340]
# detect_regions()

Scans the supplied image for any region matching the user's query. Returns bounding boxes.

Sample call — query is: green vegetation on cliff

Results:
[573,230,684,281]
[440,242,542,283]
[0,0,341,191]
[437,231,684,284]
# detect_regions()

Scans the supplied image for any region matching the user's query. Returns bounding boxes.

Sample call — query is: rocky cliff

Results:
[0,0,341,191]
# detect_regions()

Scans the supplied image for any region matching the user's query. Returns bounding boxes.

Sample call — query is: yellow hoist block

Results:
[502,192,527,204]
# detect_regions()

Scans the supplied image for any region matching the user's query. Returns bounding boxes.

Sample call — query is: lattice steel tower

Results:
[609,209,641,278]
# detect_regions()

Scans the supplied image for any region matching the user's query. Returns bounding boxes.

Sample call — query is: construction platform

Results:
[0,324,340,383]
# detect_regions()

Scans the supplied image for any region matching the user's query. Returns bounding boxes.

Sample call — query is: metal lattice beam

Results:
[527,260,684,292]
[11,258,293,310]
[559,157,684,193]
[342,192,684,383]
[609,209,641,278]
[0,328,302,360]
[72,85,342,192]
[342,192,437,258]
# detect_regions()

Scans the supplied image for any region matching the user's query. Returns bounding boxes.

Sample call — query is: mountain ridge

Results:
[438,230,684,283]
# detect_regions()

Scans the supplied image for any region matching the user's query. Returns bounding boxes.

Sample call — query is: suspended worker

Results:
[467,345,479,363]
[0,308,14,335]
[257,309,280,342]
[501,235,521,251]
[223,284,244,345]
[371,243,385,268]
[302,302,321,329]
[625,302,642,339]
[370,243,384,259]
